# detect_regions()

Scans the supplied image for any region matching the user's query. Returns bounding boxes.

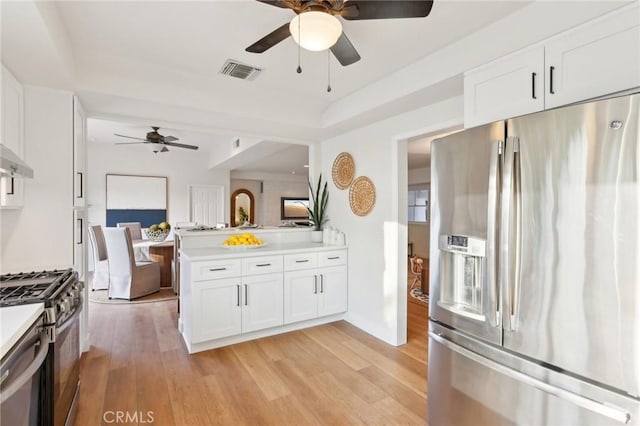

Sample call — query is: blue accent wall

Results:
[106,209,167,228]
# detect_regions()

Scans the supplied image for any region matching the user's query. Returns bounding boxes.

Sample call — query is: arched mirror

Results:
[231,189,255,227]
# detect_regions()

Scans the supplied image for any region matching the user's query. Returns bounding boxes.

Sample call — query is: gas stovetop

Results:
[0,269,77,307]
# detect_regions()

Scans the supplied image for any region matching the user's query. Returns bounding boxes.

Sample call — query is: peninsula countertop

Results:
[180,242,347,261]
[174,226,312,238]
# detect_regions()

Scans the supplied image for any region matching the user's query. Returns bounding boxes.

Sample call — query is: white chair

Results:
[116,222,143,241]
[88,225,109,291]
[409,256,424,290]
[103,227,160,300]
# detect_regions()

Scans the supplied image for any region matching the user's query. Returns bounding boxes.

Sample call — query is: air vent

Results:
[220,60,262,81]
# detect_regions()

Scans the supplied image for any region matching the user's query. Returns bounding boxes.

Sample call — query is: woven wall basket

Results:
[332,152,355,190]
[349,176,376,216]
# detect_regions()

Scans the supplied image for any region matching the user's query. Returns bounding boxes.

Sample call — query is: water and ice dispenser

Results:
[438,234,486,321]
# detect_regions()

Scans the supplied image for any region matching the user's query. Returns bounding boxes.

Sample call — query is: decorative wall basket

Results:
[332,152,355,190]
[349,176,376,216]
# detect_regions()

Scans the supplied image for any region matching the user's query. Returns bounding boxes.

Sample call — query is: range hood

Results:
[0,144,34,178]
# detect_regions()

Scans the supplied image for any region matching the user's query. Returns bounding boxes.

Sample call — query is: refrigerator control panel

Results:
[439,235,486,257]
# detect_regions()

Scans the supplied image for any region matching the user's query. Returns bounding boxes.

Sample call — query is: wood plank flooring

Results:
[75,284,428,425]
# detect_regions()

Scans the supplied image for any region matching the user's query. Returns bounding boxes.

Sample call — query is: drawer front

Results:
[192,258,242,281]
[318,250,348,267]
[242,255,283,276]
[283,252,318,271]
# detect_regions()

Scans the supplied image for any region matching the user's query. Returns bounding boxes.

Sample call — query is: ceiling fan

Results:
[246,0,434,66]
[114,127,199,153]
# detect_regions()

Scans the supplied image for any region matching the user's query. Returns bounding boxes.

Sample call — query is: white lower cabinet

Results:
[192,273,284,342]
[183,247,348,352]
[241,273,284,332]
[193,277,242,342]
[284,265,348,324]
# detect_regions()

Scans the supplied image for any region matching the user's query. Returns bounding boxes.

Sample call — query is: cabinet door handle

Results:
[7,177,15,195]
[76,218,83,244]
[237,285,240,306]
[209,267,226,271]
[320,274,324,293]
[549,66,555,94]
[295,259,309,263]
[531,72,536,99]
[256,263,271,267]
[328,256,340,260]
[314,275,318,294]
[244,284,248,306]
[76,172,83,198]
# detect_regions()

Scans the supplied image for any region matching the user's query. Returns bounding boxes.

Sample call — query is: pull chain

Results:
[296,14,302,74]
[326,50,332,92]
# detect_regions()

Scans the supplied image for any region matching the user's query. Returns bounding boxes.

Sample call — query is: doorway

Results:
[405,128,458,340]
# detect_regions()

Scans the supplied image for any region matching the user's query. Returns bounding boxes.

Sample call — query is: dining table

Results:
[132,239,174,288]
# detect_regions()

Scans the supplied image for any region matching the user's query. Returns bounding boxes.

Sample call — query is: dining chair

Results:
[116,222,143,241]
[88,225,110,291]
[103,227,160,300]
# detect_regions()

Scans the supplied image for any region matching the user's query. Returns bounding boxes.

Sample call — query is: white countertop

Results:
[181,242,347,261]
[175,226,311,238]
[0,303,44,359]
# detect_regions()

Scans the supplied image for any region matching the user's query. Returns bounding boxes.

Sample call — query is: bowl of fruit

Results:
[222,233,264,248]
[144,222,171,242]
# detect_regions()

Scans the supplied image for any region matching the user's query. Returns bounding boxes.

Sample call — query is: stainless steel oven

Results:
[1,269,82,426]
[0,313,49,425]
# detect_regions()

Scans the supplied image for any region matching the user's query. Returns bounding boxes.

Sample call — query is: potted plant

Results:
[307,173,328,242]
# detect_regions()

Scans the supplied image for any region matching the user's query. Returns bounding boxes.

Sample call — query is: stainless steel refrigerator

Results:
[428,92,640,425]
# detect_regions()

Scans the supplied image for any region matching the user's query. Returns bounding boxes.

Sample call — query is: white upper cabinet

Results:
[1,65,25,208]
[464,47,545,129]
[544,10,640,109]
[73,96,86,208]
[464,4,640,127]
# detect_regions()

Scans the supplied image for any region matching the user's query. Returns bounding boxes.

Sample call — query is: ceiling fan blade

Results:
[114,134,148,141]
[330,32,361,66]
[342,0,433,20]
[256,0,295,9]
[163,141,199,150]
[160,146,169,153]
[162,136,179,142]
[246,23,291,53]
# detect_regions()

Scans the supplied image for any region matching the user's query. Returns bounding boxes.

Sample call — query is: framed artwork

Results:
[106,174,168,227]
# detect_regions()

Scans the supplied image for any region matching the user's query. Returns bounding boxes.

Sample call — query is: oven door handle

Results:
[0,332,50,404]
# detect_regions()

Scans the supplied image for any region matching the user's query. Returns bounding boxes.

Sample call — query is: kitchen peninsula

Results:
[174,227,348,353]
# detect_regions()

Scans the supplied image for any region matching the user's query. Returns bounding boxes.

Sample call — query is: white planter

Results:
[311,230,323,242]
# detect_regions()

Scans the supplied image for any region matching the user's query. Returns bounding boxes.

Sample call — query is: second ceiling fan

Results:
[114,127,199,153]
[246,0,434,66]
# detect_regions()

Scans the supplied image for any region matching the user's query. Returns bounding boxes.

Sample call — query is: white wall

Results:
[408,167,430,185]
[87,142,230,228]
[319,95,464,346]
[262,179,308,226]
[1,86,74,273]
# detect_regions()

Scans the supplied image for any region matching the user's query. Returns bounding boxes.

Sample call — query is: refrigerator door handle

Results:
[486,139,503,327]
[511,139,522,331]
[429,332,632,424]
[500,137,523,331]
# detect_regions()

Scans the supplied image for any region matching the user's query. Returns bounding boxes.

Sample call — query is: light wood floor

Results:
[75,292,428,425]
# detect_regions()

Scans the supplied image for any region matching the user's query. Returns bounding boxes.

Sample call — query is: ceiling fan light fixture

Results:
[290,11,342,52]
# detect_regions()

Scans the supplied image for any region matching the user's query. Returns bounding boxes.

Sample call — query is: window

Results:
[408,186,429,223]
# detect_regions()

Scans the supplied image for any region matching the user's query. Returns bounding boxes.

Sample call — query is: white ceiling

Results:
[2,1,627,173]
